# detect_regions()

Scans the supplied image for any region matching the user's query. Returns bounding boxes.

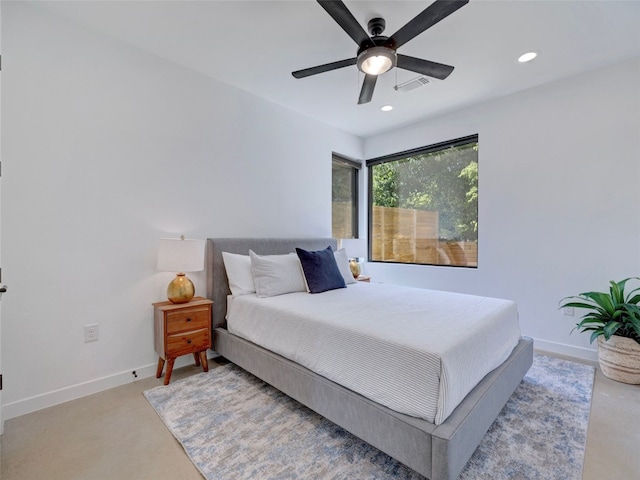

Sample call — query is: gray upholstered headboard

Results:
[206,238,337,329]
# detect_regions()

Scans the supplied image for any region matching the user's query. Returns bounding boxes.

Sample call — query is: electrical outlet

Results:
[563,307,574,316]
[84,324,99,342]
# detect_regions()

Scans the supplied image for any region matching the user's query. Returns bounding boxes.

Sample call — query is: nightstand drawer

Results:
[166,328,210,356]
[166,307,210,334]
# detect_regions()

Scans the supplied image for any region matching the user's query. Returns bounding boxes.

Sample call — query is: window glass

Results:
[332,155,360,239]
[368,135,478,267]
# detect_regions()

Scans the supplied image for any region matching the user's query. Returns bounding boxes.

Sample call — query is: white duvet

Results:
[226,282,521,425]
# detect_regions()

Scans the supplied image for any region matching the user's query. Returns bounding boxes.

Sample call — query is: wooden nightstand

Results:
[153,296,213,385]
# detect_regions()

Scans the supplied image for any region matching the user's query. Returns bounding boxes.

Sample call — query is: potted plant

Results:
[560,277,640,384]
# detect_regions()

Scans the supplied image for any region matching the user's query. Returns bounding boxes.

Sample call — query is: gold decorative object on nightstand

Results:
[153,296,213,385]
[349,258,362,278]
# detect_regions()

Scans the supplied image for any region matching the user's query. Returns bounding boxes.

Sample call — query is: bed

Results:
[206,237,533,480]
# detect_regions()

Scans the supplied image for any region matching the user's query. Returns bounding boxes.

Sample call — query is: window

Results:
[332,154,360,239]
[367,135,478,267]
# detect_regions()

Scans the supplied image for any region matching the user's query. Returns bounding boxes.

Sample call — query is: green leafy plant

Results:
[560,277,640,345]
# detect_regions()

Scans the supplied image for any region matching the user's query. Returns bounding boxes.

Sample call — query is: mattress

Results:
[226,282,521,424]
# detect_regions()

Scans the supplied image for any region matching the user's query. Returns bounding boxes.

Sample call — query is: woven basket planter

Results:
[597,335,640,384]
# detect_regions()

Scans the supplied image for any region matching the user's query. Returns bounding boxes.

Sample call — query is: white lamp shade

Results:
[157,238,205,273]
[340,238,367,260]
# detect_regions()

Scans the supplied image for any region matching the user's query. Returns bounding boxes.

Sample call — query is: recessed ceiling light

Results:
[380,105,393,112]
[517,51,538,63]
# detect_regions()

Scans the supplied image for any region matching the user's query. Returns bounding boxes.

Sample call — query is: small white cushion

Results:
[249,250,307,298]
[222,252,255,296]
[334,248,356,285]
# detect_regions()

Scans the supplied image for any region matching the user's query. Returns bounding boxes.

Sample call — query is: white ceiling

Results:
[38,0,640,138]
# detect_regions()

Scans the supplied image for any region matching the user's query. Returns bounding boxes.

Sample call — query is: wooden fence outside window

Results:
[333,203,477,267]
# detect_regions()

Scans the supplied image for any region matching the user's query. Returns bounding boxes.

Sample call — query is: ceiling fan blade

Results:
[396,54,454,80]
[292,58,357,79]
[358,74,377,105]
[317,0,374,48]
[384,0,469,50]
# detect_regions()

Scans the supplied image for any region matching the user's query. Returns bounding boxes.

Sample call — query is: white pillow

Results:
[249,250,307,297]
[334,248,356,285]
[222,252,255,296]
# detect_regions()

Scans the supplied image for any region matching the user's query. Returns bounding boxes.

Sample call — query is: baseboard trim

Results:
[1,353,216,423]
[1,340,595,425]
[532,338,598,363]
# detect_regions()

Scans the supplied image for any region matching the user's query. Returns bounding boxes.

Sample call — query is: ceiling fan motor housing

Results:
[367,17,386,36]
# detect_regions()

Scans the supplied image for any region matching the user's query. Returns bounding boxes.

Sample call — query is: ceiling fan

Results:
[292,0,469,105]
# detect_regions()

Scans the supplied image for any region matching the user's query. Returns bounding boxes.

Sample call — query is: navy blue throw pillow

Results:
[295,246,346,294]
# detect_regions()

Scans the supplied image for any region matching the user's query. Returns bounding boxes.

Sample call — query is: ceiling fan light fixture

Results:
[292,0,468,104]
[357,46,396,75]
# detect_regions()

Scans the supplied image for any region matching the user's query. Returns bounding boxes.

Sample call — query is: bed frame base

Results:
[215,328,533,480]
[206,237,534,480]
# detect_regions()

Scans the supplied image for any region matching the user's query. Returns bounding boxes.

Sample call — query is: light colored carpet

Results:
[144,354,594,480]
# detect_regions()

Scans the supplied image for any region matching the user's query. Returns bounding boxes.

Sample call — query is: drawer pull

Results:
[187,339,192,344]
[186,317,192,322]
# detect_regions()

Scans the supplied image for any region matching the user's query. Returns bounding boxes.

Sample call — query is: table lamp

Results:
[157,236,205,304]
[340,238,367,278]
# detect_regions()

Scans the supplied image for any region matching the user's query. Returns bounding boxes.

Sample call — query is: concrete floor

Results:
[1,353,639,480]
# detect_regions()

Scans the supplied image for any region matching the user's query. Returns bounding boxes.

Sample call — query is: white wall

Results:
[3,1,638,423]
[363,57,640,361]
[0,2,362,420]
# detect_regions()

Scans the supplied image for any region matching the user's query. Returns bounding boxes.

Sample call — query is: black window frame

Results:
[332,154,361,240]
[366,134,479,267]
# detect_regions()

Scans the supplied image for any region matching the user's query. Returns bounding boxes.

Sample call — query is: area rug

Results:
[143,354,594,480]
